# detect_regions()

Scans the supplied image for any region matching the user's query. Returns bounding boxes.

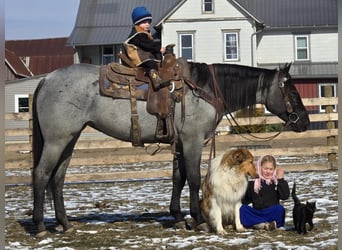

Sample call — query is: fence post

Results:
[324,86,337,169]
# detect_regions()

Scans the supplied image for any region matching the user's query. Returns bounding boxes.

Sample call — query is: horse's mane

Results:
[189,62,277,112]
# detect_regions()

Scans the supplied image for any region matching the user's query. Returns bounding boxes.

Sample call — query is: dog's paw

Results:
[216,228,227,235]
[236,226,246,232]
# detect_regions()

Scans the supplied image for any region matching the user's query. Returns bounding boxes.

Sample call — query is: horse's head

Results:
[265,63,310,132]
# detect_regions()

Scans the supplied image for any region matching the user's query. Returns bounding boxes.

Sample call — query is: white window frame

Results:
[318,83,337,112]
[15,94,29,113]
[202,0,214,13]
[178,33,195,61]
[223,31,239,61]
[295,35,310,61]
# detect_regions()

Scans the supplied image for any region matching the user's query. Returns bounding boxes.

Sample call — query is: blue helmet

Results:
[131,6,152,25]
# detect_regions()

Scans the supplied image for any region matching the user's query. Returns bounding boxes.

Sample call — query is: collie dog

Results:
[200,148,257,234]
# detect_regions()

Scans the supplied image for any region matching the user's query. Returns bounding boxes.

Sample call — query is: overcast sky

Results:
[5,0,80,40]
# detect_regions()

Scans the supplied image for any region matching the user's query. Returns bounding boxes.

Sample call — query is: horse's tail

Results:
[32,78,54,205]
[291,182,300,205]
[32,78,45,171]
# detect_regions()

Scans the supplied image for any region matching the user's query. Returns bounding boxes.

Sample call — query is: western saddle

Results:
[99,45,191,147]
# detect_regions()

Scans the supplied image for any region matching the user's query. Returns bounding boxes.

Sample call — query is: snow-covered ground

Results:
[5,162,338,249]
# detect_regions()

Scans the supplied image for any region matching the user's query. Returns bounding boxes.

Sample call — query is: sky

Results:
[5,0,80,40]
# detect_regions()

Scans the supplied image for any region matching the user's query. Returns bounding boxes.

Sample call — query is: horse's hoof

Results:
[36,230,48,238]
[173,220,187,230]
[64,226,74,233]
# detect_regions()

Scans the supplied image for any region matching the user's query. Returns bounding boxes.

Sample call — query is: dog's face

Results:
[221,148,257,178]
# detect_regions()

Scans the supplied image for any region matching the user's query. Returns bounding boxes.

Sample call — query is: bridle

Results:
[224,72,301,142]
[278,77,300,126]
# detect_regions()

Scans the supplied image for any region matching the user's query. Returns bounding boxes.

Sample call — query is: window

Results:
[224,32,239,61]
[102,45,114,64]
[319,83,337,112]
[295,35,310,61]
[202,0,214,13]
[102,45,121,64]
[179,33,194,61]
[15,94,29,113]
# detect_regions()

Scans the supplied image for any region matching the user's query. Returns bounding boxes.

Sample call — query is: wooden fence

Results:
[5,97,338,185]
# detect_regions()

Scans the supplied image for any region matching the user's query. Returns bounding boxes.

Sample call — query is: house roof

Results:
[5,37,75,75]
[67,0,183,46]
[68,0,337,47]
[234,0,337,28]
[5,49,33,78]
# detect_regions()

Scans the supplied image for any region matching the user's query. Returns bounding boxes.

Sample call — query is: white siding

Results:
[5,77,42,132]
[256,33,294,64]
[311,32,338,62]
[5,78,42,113]
[162,0,255,65]
[257,31,338,64]
[170,0,247,19]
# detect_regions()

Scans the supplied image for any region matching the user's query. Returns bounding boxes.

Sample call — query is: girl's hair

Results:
[260,155,277,168]
[254,155,278,193]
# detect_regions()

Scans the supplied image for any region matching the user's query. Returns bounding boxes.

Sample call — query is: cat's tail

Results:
[291,182,300,205]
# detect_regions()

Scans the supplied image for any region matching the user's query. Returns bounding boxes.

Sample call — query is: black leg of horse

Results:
[50,156,73,232]
[170,150,187,221]
[33,168,49,235]
[50,137,78,232]
[33,144,64,236]
[184,150,203,226]
[170,141,204,227]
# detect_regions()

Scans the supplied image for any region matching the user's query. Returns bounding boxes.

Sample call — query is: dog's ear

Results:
[232,149,245,165]
[222,149,251,167]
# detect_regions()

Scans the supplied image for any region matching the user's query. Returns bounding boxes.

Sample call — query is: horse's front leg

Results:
[186,159,203,226]
[170,145,187,221]
[183,143,204,226]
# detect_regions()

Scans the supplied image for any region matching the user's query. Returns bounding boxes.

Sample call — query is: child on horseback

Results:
[124,6,170,91]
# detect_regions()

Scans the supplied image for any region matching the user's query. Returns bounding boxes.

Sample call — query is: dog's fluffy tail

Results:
[291,182,300,205]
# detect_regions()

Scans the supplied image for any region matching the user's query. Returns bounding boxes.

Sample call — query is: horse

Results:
[32,61,310,236]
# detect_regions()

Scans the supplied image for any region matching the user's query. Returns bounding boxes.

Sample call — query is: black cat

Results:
[292,183,316,234]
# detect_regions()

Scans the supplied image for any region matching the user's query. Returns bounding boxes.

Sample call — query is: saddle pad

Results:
[99,65,148,100]
[110,62,136,76]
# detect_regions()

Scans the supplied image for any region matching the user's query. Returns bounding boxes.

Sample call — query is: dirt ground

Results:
[5,170,338,249]
[5,136,336,249]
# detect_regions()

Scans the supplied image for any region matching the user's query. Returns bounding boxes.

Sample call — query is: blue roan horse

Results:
[32,62,309,236]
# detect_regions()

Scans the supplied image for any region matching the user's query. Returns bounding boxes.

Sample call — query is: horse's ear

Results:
[283,62,292,74]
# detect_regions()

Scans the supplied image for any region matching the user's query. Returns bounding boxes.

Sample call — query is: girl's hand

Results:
[160,47,166,54]
[277,167,284,179]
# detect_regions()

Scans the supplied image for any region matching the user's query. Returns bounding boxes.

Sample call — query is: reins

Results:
[207,65,226,160]
[224,73,300,142]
